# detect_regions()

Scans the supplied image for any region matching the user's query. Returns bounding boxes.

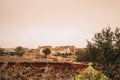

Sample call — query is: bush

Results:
[75,48,89,62]
[42,48,51,58]
[87,27,120,79]
[0,48,4,56]
[75,66,109,80]
[15,46,25,56]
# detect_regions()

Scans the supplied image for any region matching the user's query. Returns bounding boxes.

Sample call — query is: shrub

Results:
[0,48,4,56]
[15,46,25,56]
[75,48,89,62]
[87,27,120,79]
[42,48,51,58]
[75,66,109,80]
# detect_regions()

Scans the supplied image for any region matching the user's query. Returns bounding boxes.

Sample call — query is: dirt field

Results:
[0,56,100,80]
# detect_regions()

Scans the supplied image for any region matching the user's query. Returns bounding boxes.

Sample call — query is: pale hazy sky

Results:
[0,0,120,48]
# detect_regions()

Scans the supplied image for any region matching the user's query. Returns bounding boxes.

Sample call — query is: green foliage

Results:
[42,48,51,57]
[54,52,72,58]
[75,66,109,80]
[0,47,4,55]
[87,27,120,64]
[75,49,89,62]
[87,27,120,79]
[15,46,25,56]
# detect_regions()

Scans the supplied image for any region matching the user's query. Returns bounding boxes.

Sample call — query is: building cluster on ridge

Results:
[23,46,77,59]
[2,46,81,61]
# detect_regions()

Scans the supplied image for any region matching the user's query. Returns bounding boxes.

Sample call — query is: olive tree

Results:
[87,27,120,79]
[15,46,25,56]
[42,48,51,58]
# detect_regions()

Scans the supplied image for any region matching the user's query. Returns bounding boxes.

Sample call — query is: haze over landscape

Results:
[0,0,120,48]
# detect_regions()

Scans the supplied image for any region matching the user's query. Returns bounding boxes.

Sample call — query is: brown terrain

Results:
[0,56,101,80]
[0,46,101,80]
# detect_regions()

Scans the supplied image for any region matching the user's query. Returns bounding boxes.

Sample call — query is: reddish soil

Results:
[0,61,101,80]
[0,61,100,73]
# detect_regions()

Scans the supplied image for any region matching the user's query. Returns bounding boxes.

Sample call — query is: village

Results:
[1,46,83,62]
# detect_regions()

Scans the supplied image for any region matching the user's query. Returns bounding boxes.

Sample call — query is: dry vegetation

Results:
[0,62,79,80]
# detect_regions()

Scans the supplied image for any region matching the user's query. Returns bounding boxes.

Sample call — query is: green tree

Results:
[42,48,51,58]
[114,28,120,63]
[87,27,120,79]
[75,48,89,62]
[0,47,4,55]
[15,46,25,56]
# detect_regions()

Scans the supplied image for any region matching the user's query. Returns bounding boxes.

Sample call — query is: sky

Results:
[0,0,120,48]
